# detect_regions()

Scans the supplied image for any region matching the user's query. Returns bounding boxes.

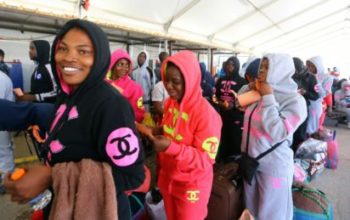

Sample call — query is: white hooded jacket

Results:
[241,54,307,176]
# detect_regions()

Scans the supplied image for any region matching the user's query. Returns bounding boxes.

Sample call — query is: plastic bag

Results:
[145,189,166,220]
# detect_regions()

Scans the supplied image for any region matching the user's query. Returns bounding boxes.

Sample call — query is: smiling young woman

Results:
[4,19,145,220]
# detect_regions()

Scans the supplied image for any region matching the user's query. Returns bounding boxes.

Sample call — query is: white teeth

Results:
[64,67,79,72]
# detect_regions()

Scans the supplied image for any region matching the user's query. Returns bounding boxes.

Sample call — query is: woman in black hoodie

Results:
[5,19,145,220]
[16,40,58,103]
[215,56,247,162]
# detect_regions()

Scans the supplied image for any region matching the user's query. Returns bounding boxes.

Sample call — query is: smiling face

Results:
[112,58,130,79]
[164,64,185,102]
[55,28,94,91]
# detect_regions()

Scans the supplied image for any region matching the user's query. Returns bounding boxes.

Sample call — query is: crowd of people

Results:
[0,18,349,220]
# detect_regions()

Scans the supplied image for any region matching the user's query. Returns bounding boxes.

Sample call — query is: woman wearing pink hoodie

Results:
[106,49,145,122]
[147,50,222,220]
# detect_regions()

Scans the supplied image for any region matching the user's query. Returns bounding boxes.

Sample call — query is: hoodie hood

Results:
[307,56,325,75]
[50,19,110,96]
[199,62,206,76]
[264,53,297,94]
[161,50,202,110]
[137,50,149,69]
[293,57,306,74]
[107,49,133,79]
[32,40,50,64]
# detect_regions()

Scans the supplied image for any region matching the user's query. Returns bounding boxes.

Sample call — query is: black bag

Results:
[238,104,284,185]
[237,153,259,185]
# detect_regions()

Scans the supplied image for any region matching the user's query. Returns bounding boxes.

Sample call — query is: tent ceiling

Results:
[0,0,349,55]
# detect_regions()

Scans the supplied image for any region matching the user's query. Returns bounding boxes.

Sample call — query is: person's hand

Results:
[219,100,233,111]
[255,81,273,96]
[248,81,256,90]
[298,88,306,95]
[4,164,52,204]
[148,135,171,153]
[135,122,154,139]
[16,94,36,102]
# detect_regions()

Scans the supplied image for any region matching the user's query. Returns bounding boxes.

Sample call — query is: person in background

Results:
[152,79,169,124]
[106,49,145,122]
[291,57,319,151]
[306,56,333,134]
[154,51,169,83]
[334,80,350,128]
[0,49,10,76]
[199,62,215,100]
[131,51,155,112]
[4,19,144,220]
[0,70,15,194]
[15,40,58,103]
[146,51,222,220]
[215,56,246,162]
[242,54,306,220]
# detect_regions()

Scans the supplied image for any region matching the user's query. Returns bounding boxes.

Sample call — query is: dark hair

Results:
[159,51,169,62]
[0,49,4,57]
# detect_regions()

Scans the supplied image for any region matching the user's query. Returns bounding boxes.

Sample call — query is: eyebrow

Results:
[59,41,92,48]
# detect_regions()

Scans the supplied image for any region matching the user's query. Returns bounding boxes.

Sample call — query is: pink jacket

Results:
[106,49,144,122]
[158,51,222,190]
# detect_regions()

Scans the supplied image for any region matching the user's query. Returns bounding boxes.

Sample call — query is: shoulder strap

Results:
[256,140,285,160]
[245,104,258,152]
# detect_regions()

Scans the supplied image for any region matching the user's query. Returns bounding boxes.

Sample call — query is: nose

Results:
[63,50,78,62]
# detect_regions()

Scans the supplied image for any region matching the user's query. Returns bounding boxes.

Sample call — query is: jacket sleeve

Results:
[260,94,307,145]
[215,78,222,99]
[304,74,320,101]
[334,91,346,107]
[317,75,333,99]
[92,97,145,192]
[131,85,145,123]
[163,109,222,172]
[324,93,333,107]
[35,65,58,102]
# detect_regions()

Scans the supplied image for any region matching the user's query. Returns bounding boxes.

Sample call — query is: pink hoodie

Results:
[158,51,222,191]
[106,49,144,122]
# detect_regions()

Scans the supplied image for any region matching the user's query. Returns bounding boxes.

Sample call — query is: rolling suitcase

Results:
[206,162,243,220]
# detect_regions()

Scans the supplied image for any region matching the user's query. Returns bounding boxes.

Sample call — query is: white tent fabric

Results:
[0,0,350,76]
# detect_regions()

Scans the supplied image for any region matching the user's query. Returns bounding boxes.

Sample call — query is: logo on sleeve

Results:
[202,137,219,159]
[106,127,140,167]
[137,97,144,109]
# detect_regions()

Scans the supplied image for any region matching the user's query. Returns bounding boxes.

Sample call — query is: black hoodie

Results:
[215,56,247,159]
[215,56,246,121]
[45,19,144,219]
[30,40,57,103]
[292,57,319,105]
